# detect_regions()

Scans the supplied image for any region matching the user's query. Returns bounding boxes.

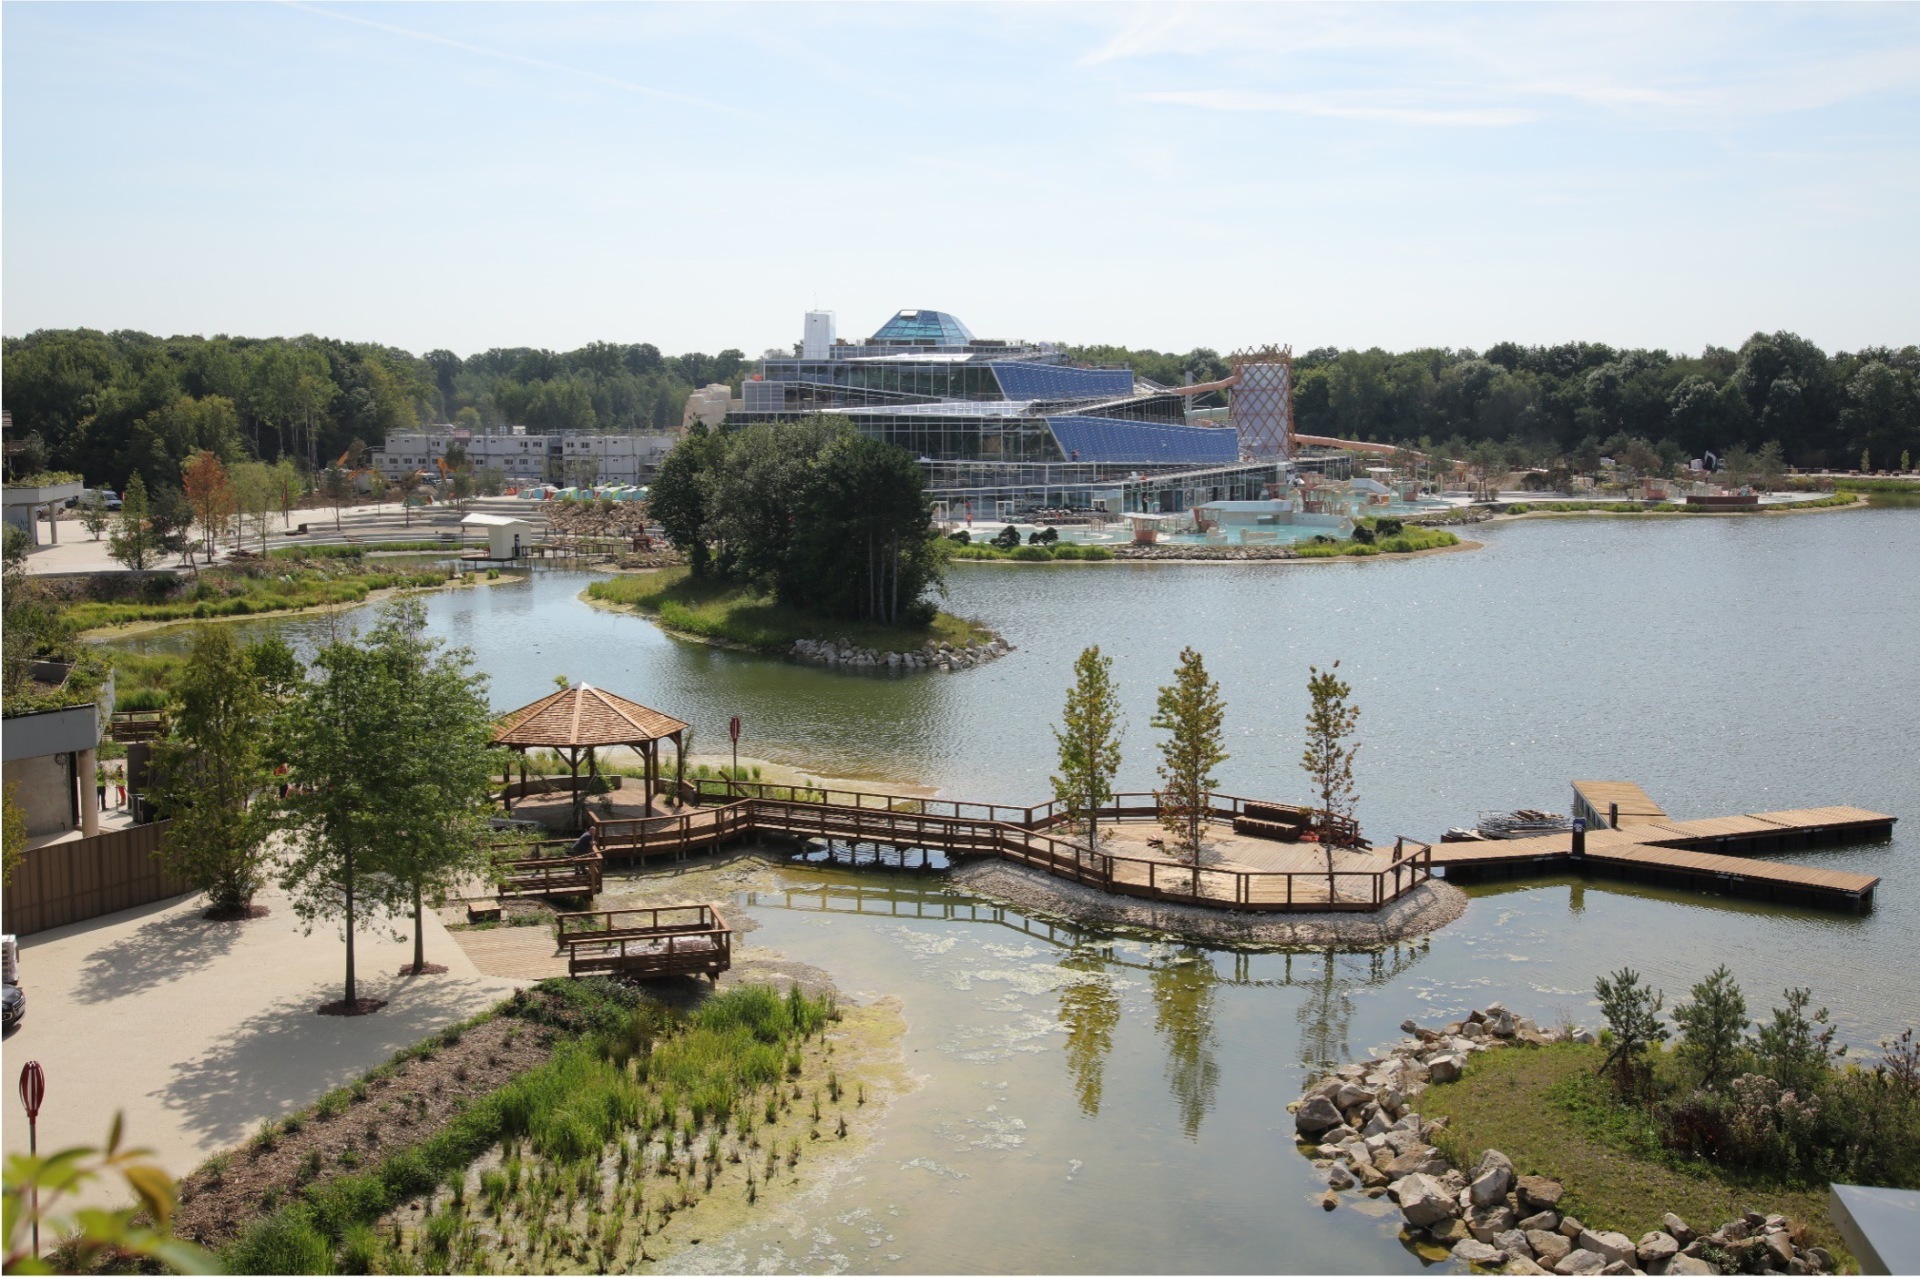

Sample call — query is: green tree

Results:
[650,426,721,575]
[1754,440,1786,492]
[793,430,942,624]
[396,468,424,527]
[1594,967,1668,1089]
[320,465,353,531]
[107,472,157,571]
[150,627,286,914]
[1150,647,1228,886]
[79,490,113,541]
[1672,963,1748,1090]
[1753,987,1844,1096]
[1050,645,1124,851]
[278,620,410,1010]
[1300,661,1361,900]
[271,459,304,527]
[359,598,497,975]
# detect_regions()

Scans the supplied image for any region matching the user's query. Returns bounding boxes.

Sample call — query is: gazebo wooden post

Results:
[568,746,584,831]
[642,740,655,814]
[673,730,685,808]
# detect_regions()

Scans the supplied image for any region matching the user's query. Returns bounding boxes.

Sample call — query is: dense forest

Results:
[0,329,747,490]
[6,327,1914,495]
[1074,333,1920,472]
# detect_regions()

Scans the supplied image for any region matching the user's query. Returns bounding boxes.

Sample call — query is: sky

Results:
[4,2,1917,360]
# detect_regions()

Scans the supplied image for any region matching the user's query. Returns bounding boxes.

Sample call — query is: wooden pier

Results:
[583,784,1433,915]
[1434,783,1893,911]
[557,903,731,980]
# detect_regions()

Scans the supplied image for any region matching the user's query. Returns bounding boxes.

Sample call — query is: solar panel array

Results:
[1044,416,1240,465]
[991,362,1134,402]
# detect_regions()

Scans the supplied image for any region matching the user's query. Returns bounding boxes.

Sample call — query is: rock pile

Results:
[1290,1003,1834,1276]
[1113,544,1306,562]
[790,635,1010,673]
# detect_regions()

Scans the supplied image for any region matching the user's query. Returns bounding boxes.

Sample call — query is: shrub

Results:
[1373,517,1404,536]
[226,1205,335,1274]
[946,530,970,544]
[1350,524,1375,544]
[990,524,1022,550]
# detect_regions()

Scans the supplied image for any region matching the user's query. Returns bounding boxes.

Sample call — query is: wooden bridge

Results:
[1433,783,1894,912]
[587,782,1430,914]
[488,840,604,898]
[557,903,731,980]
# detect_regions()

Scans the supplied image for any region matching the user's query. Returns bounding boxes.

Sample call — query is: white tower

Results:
[803,311,836,360]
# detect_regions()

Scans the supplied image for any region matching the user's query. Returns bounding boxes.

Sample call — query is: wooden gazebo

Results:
[490,683,691,828]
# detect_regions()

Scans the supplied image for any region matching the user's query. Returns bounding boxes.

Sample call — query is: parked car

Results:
[2,935,22,1031]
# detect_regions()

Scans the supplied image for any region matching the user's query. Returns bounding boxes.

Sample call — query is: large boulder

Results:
[1527,1231,1573,1264]
[1391,1173,1460,1228]
[1469,1205,1519,1243]
[1384,1149,1448,1178]
[1294,1095,1343,1135]
[1553,1251,1607,1276]
[1506,1259,1551,1276]
[1333,1082,1372,1111]
[1494,1229,1534,1260]
[1761,1232,1795,1269]
[1470,1150,1516,1207]
[1516,1175,1565,1213]
[1662,1214,1696,1246]
[1519,1210,1562,1233]
[1664,1258,1718,1276]
[1428,1053,1465,1083]
[1637,1231,1680,1268]
[1576,1230,1637,1266]
[1454,1239,1505,1266]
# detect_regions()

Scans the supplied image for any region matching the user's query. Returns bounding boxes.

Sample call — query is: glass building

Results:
[741,309,1263,508]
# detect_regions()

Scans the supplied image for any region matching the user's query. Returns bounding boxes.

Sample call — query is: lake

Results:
[104,507,1920,1273]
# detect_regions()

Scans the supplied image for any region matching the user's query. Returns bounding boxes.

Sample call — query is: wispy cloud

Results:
[282,2,755,120]
[1143,89,1535,127]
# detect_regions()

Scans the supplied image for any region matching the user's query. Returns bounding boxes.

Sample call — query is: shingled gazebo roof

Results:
[491,684,689,749]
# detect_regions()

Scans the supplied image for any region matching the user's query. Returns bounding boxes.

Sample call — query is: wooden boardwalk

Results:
[1434,783,1893,911]
[582,785,1434,914]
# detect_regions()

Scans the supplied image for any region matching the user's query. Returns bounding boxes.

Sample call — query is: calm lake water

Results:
[106,509,1920,1273]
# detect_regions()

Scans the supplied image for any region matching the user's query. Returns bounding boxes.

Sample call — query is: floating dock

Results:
[1434,784,1893,911]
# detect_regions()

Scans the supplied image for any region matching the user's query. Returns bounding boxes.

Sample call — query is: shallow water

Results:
[104,509,1920,1272]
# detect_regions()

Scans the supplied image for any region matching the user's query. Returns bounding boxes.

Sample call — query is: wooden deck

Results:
[583,785,1431,914]
[1571,780,1668,828]
[1434,783,1893,911]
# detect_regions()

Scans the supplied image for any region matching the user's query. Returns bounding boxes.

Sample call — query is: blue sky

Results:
[4,3,1916,359]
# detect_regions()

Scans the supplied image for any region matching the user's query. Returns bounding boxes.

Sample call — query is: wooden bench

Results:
[466,898,502,924]
[556,903,732,981]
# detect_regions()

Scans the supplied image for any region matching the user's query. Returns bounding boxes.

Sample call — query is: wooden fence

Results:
[2,821,191,936]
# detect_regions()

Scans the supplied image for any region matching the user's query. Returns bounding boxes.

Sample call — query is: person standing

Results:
[96,763,108,812]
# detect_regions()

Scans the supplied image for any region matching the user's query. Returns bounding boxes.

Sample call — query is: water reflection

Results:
[739,872,1440,1141]
[1057,944,1122,1118]
[1150,948,1222,1138]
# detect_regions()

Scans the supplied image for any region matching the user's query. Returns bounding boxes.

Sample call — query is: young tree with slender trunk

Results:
[1300,661,1361,900]
[278,626,411,1012]
[1673,964,1749,1090]
[320,466,353,531]
[272,460,304,528]
[108,473,157,572]
[181,451,233,568]
[1150,647,1228,891]
[79,491,113,541]
[150,627,292,915]
[1051,645,1124,853]
[359,599,497,975]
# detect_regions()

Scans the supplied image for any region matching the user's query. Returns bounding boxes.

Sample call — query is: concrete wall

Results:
[9,752,76,838]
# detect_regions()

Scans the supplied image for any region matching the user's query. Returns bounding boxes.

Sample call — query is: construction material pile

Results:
[1476,809,1573,839]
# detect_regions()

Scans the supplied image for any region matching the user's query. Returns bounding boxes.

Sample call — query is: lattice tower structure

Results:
[1228,345,1294,461]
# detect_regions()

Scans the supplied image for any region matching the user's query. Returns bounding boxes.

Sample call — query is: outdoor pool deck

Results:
[1434,784,1893,911]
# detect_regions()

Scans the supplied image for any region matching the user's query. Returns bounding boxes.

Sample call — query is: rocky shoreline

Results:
[951,861,1467,948]
[1290,1003,1835,1275]
[790,634,1011,672]
[1109,537,1481,563]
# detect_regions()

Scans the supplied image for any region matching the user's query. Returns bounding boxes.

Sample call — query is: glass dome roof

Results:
[869,309,975,346]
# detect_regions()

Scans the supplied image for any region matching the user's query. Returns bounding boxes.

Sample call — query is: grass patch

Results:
[1420,1042,1846,1258]
[70,561,451,630]
[585,567,991,654]
[946,542,1115,562]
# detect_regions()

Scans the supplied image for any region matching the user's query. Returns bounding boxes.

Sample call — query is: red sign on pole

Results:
[729,716,741,744]
[19,1060,44,1122]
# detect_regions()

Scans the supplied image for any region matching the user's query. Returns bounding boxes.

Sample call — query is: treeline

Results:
[1082,333,1919,471]
[650,418,942,626]
[1,329,747,491]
